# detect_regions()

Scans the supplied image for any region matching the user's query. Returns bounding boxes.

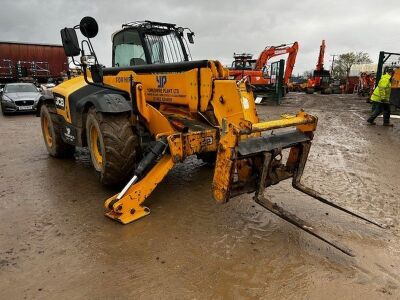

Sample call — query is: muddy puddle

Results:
[0,94,399,299]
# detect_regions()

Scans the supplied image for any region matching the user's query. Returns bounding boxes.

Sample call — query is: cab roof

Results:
[111,20,180,42]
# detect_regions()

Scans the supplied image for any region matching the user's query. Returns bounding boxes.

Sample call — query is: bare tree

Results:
[302,70,313,79]
[332,52,372,79]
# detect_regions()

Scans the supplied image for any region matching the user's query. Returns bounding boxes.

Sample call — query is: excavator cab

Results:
[112,21,194,67]
[230,53,256,70]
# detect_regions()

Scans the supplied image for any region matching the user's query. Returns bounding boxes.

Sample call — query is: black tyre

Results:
[40,104,75,158]
[86,107,140,186]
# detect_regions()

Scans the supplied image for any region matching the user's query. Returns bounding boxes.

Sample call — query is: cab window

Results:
[113,30,147,67]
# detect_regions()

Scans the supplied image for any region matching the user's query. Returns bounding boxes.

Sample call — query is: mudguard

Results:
[75,91,132,114]
[67,85,131,127]
[35,95,56,117]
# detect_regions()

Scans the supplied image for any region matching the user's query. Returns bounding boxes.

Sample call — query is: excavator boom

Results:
[316,40,326,71]
[306,40,331,93]
[229,42,299,90]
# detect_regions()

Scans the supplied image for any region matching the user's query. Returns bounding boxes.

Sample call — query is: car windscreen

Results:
[5,84,38,93]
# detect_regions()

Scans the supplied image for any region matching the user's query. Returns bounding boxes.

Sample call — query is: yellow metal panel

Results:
[237,82,259,124]
[212,125,237,203]
[250,112,317,133]
[104,69,200,112]
[138,70,199,112]
[168,129,218,161]
[135,84,175,136]
[147,104,175,136]
[52,76,87,123]
[392,68,400,88]
[199,68,213,112]
[104,155,175,224]
[211,80,260,129]
[103,70,132,95]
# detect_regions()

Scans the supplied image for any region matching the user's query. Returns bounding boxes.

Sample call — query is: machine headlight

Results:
[34,94,42,102]
[2,95,13,102]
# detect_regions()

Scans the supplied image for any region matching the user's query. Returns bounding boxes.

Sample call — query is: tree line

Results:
[303,52,373,79]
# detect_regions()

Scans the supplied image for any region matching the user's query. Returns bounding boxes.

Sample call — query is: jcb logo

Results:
[156,75,167,88]
[201,136,213,146]
[55,96,65,109]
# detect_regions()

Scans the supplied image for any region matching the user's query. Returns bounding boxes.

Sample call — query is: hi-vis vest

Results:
[371,73,392,103]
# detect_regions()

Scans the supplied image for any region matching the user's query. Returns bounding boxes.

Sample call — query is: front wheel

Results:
[86,107,140,186]
[40,105,75,158]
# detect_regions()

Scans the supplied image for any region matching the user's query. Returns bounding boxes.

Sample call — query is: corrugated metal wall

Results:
[0,42,68,80]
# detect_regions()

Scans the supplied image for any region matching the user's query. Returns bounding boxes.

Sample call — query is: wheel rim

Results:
[90,124,103,168]
[42,114,53,147]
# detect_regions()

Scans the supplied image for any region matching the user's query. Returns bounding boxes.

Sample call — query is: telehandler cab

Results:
[38,17,384,256]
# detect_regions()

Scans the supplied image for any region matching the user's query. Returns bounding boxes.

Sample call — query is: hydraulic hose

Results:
[116,137,169,201]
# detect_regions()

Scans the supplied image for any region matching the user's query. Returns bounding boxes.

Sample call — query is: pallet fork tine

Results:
[292,142,386,229]
[254,152,354,257]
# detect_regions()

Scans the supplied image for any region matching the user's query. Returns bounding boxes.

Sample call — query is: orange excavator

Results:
[306,40,332,94]
[357,72,375,97]
[229,42,299,94]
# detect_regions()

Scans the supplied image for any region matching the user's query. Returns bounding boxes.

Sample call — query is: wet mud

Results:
[0,93,399,299]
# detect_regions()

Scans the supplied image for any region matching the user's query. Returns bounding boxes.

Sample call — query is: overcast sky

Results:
[1,0,400,74]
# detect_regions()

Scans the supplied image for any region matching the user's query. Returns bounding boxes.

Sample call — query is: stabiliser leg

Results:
[104,155,174,224]
[292,142,386,229]
[254,152,354,256]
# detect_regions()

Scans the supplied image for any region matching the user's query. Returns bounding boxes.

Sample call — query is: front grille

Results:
[15,100,34,106]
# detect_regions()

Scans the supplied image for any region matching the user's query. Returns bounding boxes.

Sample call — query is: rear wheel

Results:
[40,105,75,158]
[86,107,140,186]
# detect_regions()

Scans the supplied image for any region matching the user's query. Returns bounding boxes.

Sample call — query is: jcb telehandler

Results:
[38,17,384,256]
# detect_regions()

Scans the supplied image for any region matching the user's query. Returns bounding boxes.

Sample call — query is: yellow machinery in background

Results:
[38,17,384,257]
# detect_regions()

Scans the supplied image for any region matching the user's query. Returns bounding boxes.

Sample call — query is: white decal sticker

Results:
[242,97,249,109]
[64,127,75,142]
[202,136,213,145]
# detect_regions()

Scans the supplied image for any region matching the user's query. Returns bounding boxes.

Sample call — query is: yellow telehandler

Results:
[38,17,384,256]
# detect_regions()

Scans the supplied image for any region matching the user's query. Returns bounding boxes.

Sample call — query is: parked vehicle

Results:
[306,40,332,94]
[0,82,41,114]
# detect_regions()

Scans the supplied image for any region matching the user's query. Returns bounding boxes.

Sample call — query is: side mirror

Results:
[80,16,98,38]
[60,28,81,56]
[187,32,194,44]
